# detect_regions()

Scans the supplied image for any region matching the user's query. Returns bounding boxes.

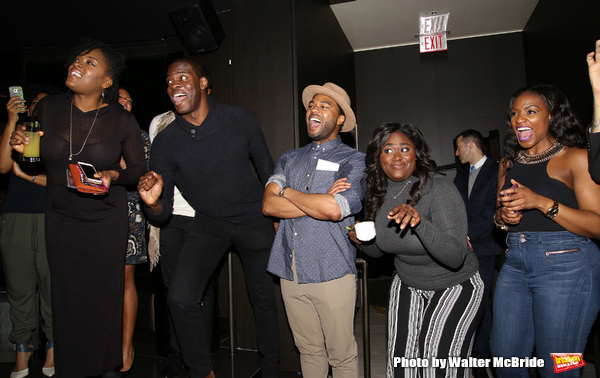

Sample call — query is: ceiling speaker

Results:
[169,0,225,55]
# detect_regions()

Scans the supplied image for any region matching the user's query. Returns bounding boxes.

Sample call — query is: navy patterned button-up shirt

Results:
[267,137,366,283]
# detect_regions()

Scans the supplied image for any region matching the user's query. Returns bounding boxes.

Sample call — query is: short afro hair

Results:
[67,39,126,104]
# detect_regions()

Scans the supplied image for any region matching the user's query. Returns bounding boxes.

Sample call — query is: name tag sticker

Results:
[316,159,339,172]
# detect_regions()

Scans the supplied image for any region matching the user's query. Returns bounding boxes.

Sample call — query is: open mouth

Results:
[172,92,186,106]
[308,116,322,130]
[69,69,82,78]
[516,126,533,142]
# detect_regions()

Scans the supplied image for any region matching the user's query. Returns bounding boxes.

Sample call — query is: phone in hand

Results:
[77,162,103,185]
[501,183,523,214]
[501,183,519,196]
[8,86,28,121]
[9,86,24,100]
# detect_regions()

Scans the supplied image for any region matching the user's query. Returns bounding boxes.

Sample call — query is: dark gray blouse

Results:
[362,173,479,291]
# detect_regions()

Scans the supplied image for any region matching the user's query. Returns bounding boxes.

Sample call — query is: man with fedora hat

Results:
[263,82,365,377]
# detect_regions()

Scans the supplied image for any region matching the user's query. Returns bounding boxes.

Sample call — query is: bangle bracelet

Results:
[545,200,559,219]
[279,186,289,197]
[31,175,36,183]
[494,208,509,231]
[494,217,509,231]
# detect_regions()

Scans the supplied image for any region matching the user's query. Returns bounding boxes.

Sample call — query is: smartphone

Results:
[77,162,103,185]
[501,183,519,196]
[9,86,24,100]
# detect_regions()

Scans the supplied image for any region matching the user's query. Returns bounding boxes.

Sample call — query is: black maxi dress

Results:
[35,93,146,377]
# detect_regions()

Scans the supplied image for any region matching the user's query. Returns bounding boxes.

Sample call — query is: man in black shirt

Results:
[138,58,279,378]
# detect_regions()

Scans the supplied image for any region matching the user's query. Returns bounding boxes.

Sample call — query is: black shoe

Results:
[161,358,184,378]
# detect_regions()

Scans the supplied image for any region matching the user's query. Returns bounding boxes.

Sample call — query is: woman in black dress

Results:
[10,40,146,377]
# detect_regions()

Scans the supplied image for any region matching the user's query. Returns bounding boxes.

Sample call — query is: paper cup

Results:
[355,221,376,242]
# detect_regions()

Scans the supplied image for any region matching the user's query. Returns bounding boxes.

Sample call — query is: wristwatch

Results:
[545,200,559,219]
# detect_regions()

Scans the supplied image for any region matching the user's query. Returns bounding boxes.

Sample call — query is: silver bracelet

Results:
[31,175,37,183]
[494,209,509,231]
[279,186,289,197]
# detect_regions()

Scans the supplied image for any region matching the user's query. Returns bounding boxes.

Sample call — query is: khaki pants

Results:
[281,253,358,378]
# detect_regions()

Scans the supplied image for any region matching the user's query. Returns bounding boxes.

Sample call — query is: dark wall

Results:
[522,0,600,126]
[231,0,295,160]
[294,0,357,148]
[187,11,234,109]
[355,33,527,166]
[117,53,183,130]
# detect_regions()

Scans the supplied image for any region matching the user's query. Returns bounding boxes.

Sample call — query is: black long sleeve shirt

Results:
[148,96,274,222]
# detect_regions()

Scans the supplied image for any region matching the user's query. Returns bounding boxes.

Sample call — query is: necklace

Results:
[304,144,341,190]
[516,141,564,165]
[69,99,100,161]
[392,179,411,200]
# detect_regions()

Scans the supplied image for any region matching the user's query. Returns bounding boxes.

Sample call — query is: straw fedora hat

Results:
[302,82,356,132]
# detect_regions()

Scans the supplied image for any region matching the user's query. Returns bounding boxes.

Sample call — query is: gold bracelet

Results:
[545,200,559,219]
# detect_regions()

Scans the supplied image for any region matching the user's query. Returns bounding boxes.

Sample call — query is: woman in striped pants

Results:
[350,123,484,378]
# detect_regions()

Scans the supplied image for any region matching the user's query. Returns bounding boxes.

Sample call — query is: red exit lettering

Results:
[420,34,447,53]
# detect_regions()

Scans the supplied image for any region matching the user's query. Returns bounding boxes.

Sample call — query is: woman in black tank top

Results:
[491,84,600,378]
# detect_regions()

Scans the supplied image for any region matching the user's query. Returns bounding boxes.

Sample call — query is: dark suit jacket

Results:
[453,158,503,256]
[588,130,600,184]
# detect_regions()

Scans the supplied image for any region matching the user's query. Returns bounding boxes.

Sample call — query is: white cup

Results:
[354,221,376,242]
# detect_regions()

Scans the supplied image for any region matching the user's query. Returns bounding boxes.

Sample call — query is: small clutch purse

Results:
[66,164,108,194]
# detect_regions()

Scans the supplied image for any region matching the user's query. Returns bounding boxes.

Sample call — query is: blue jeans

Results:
[491,231,600,378]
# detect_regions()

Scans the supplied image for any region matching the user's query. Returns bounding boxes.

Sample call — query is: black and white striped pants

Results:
[388,272,484,378]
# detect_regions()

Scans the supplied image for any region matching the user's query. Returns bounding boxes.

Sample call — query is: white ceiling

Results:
[330,0,539,52]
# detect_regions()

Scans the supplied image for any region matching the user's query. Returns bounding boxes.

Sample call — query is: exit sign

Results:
[420,33,447,52]
[419,12,449,53]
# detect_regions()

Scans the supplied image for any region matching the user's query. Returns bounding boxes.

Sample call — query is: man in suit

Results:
[454,129,503,378]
